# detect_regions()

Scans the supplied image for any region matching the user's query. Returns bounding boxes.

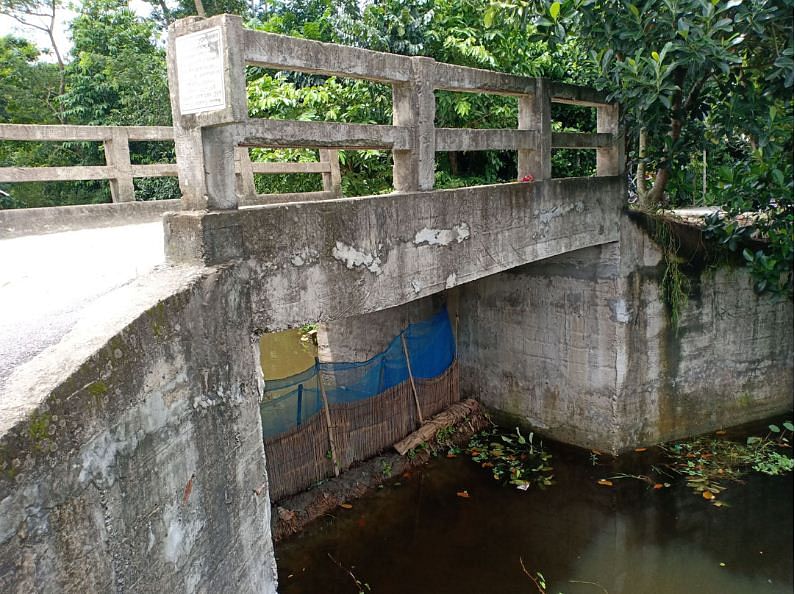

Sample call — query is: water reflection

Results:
[276,442,793,594]
[259,329,316,381]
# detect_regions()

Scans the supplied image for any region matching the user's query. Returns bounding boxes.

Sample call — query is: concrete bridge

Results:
[0,14,790,594]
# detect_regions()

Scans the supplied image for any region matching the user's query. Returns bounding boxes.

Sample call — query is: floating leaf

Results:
[702,490,715,500]
[456,490,470,498]
[715,430,727,435]
[653,483,664,489]
[597,479,613,487]
[339,503,353,509]
[634,447,647,452]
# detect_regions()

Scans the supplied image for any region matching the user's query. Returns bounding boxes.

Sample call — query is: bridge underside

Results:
[165,176,623,330]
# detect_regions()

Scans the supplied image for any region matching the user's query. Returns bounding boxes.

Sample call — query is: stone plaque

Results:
[175,27,227,115]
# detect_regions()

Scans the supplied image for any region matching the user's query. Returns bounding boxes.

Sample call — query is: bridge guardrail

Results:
[166,14,624,212]
[0,123,342,205]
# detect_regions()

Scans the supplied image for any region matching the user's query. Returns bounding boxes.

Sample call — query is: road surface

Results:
[0,223,164,393]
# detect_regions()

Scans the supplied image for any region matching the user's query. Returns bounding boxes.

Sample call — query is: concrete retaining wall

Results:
[0,264,276,592]
[455,216,793,452]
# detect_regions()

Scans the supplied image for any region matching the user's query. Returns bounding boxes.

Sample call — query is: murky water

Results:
[260,329,316,381]
[276,432,793,594]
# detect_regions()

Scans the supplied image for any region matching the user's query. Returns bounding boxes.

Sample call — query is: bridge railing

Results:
[0,124,342,205]
[166,14,624,211]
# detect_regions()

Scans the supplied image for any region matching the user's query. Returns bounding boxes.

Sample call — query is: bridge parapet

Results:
[166,14,624,215]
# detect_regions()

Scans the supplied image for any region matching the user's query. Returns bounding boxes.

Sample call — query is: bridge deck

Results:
[0,223,164,393]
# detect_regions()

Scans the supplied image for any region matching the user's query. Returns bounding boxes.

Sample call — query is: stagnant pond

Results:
[275,424,793,594]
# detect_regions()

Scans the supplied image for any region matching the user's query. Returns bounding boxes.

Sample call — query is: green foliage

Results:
[63,0,170,126]
[246,0,598,196]
[494,0,793,294]
[661,420,794,506]
[0,36,60,124]
[653,219,690,332]
[468,426,554,490]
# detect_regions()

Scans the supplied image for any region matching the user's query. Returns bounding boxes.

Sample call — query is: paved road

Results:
[0,223,165,393]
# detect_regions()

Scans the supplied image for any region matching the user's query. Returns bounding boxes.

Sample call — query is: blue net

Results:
[260,307,456,439]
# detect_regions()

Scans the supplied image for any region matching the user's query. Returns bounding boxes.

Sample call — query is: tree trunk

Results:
[636,127,647,200]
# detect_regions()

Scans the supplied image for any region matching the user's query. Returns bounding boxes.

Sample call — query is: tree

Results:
[62,0,170,126]
[0,0,66,102]
[498,0,793,207]
[0,35,60,123]
[492,0,793,294]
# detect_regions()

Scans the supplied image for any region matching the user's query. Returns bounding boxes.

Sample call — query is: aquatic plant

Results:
[468,427,554,490]
[660,421,794,506]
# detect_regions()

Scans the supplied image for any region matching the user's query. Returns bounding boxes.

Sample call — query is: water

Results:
[275,437,793,594]
[260,329,316,381]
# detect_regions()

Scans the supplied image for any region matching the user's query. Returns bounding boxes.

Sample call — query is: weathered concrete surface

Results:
[0,200,179,238]
[455,216,793,452]
[317,296,441,363]
[165,177,624,331]
[0,262,277,592]
[0,223,165,394]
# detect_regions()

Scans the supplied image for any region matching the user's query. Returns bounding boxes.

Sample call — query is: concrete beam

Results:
[0,124,174,142]
[551,132,613,149]
[0,200,180,238]
[239,120,412,150]
[432,63,536,96]
[550,82,611,106]
[242,29,412,83]
[163,176,624,329]
[435,128,539,152]
[0,165,114,183]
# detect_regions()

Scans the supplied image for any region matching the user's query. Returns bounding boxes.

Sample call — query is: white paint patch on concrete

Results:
[162,504,203,565]
[445,273,457,289]
[609,298,632,323]
[414,223,470,246]
[331,241,383,275]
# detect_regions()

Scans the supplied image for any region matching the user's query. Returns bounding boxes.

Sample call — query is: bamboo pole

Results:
[454,312,459,355]
[316,359,340,477]
[401,333,424,425]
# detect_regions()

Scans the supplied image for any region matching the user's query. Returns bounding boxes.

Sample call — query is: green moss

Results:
[87,380,109,397]
[27,412,51,442]
[737,393,753,408]
[148,301,169,338]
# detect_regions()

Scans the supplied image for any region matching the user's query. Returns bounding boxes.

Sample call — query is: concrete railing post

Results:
[103,128,135,202]
[167,15,247,210]
[518,79,551,181]
[392,57,436,192]
[319,149,342,197]
[596,103,625,176]
[235,146,257,199]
